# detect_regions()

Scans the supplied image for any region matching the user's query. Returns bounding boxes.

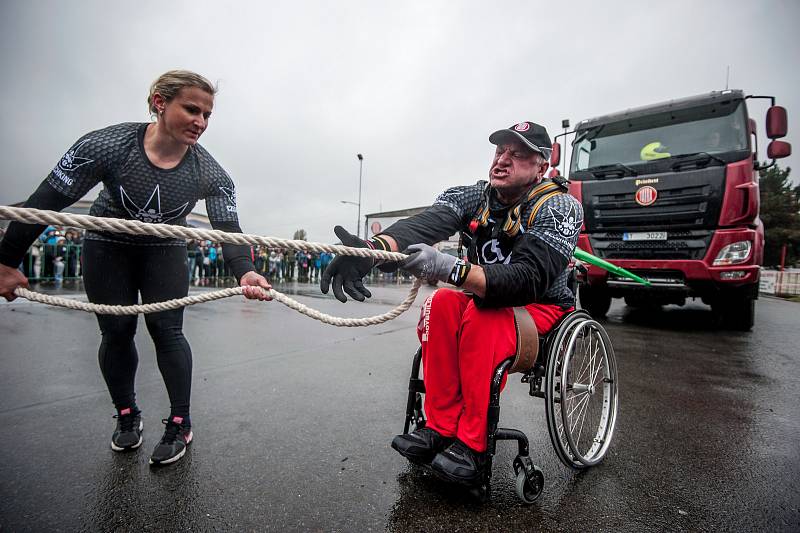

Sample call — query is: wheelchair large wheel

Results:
[545,311,618,469]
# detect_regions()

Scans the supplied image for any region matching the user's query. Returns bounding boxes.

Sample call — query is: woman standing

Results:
[0,70,271,466]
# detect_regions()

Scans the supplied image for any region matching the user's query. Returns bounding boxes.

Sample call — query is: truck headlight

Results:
[713,240,752,266]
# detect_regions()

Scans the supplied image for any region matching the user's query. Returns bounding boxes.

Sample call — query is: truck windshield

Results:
[570,100,749,175]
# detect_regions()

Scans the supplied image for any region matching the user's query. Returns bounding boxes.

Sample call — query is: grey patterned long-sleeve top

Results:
[0,122,254,280]
[382,180,583,308]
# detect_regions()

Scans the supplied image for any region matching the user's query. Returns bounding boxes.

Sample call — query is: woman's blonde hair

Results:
[147,70,217,115]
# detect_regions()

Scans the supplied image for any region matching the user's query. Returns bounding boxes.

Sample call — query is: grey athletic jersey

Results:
[47,122,239,244]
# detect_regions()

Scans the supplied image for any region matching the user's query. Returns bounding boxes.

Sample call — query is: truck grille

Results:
[581,167,725,260]
[582,167,725,232]
[589,230,713,260]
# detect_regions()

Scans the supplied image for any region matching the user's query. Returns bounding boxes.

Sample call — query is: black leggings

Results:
[82,239,192,419]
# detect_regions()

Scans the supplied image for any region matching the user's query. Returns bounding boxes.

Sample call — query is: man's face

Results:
[489,140,548,204]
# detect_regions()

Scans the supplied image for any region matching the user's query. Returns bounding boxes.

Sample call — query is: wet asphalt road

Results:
[1,282,798,532]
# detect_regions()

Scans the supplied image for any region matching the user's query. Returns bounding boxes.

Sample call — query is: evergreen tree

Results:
[759,165,800,267]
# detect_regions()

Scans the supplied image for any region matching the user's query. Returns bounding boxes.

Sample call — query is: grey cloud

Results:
[1,0,797,244]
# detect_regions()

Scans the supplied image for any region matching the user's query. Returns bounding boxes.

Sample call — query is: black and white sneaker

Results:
[149,416,193,466]
[111,408,143,452]
[431,439,487,485]
[391,427,453,465]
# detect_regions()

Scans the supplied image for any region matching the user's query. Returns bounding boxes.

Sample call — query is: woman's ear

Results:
[152,92,166,114]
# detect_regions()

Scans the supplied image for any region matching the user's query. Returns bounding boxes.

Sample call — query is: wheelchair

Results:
[400,308,619,504]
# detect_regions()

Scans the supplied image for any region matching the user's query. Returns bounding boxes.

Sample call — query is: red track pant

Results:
[417,289,568,452]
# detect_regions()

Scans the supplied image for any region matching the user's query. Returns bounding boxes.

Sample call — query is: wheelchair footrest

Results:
[494,428,530,457]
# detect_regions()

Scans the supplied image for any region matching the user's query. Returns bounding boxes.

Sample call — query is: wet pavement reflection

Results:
[1,285,798,531]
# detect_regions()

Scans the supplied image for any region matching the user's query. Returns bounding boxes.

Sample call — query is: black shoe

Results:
[149,416,193,466]
[111,408,143,452]
[391,427,454,465]
[431,439,487,485]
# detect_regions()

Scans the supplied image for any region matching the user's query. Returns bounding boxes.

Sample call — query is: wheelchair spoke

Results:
[588,331,597,377]
[566,390,590,415]
[571,392,592,446]
[589,332,604,389]
[592,362,606,389]
[584,330,596,368]
[575,334,592,384]
[571,329,608,455]
[569,390,590,426]
[556,416,574,460]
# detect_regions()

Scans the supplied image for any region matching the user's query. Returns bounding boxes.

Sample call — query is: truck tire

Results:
[720,296,755,331]
[579,285,612,318]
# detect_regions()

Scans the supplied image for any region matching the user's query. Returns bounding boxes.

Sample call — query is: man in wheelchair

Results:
[321,121,583,485]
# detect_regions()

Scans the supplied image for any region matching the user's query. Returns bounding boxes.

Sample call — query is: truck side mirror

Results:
[550,142,561,167]
[766,106,788,139]
[767,140,791,159]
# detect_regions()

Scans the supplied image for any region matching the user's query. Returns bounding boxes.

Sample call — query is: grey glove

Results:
[400,243,459,284]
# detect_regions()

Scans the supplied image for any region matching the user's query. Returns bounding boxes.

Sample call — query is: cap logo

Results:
[513,122,530,132]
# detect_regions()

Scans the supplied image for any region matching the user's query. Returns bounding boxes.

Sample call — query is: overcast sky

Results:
[1,0,798,243]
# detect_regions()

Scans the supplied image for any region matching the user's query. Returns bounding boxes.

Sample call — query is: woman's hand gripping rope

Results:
[0,263,29,302]
[239,271,273,301]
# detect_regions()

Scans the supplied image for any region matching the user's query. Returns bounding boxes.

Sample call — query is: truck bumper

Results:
[578,228,761,298]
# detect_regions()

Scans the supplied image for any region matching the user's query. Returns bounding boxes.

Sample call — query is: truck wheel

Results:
[579,285,612,318]
[720,296,755,331]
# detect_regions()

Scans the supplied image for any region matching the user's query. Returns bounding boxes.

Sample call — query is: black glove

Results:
[320,226,374,303]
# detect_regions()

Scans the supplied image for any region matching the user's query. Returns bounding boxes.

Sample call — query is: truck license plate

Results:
[623,231,667,241]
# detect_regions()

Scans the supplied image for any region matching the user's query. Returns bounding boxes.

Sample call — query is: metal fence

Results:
[20,244,330,284]
[19,243,414,286]
[760,269,800,297]
[21,243,83,281]
[20,244,244,284]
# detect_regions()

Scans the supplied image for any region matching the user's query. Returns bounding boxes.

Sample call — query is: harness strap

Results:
[526,190,563,227]
[472,181,562,235]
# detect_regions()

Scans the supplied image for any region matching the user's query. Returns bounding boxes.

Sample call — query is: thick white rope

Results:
[2,206,421,326]
[13,280,423,326]
[0,206,406,261]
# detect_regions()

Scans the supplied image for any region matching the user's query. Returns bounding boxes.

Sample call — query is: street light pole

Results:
[357,153,363,239]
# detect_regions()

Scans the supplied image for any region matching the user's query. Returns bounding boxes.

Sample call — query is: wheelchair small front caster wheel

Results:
[514,466,544,504]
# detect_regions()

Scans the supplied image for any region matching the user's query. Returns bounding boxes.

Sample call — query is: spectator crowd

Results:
[187,240,334,285]
[17,225,83,282]
[8,226,345,285]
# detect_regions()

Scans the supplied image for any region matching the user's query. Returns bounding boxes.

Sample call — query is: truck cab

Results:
[566,90,790,330]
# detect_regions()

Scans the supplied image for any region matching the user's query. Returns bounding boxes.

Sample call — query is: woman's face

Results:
[156,86,214,145]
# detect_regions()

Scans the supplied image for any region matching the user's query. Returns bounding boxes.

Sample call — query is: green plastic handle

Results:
[573,248,652,287]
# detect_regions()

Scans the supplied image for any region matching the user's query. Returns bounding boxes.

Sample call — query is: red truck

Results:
[557,90,791,330]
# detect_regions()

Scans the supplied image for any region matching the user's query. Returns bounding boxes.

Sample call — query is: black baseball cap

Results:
[489,121,552,159]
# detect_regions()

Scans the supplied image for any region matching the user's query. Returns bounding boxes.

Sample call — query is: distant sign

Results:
[759,269,776,294]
